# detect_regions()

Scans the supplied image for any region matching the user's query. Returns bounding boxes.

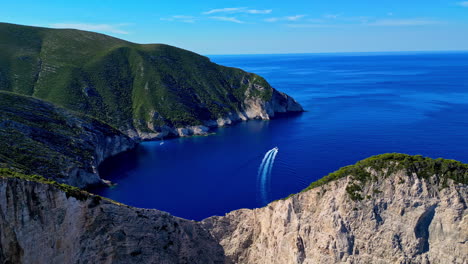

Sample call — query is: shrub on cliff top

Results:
[0,168,89,201]
[299,153,468,199]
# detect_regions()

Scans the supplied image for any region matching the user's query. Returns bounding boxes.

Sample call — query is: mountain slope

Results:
[0,22,303,139]
[0,91,134,187]
[0,154,466,263]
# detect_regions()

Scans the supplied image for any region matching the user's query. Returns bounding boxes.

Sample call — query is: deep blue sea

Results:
[95,52,468,220]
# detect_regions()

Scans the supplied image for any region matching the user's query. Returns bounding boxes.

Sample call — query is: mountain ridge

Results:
[0,22,303,140]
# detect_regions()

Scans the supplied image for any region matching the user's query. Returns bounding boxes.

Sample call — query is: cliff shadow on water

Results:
[88,146,145,192]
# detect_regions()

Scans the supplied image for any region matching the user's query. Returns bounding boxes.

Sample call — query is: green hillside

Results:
[0,22,278,132]
[0,91,133,185]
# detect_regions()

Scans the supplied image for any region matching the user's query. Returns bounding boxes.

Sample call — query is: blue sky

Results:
[2,0,468,54]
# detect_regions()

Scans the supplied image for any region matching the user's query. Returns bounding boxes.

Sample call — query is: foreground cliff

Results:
[0,169,224,264]
[0,154,466,263]
[204,154,468,263]
[0,22,303,140]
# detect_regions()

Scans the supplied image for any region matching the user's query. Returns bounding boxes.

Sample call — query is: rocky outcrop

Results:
[131,79,304,140]
[267,89,304,114]
[0,176,224,264]
[66,132,135,188]
[0,155,466,264]
[203,167,468,264]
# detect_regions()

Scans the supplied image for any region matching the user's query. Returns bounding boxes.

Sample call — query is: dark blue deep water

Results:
[96,52,468,220]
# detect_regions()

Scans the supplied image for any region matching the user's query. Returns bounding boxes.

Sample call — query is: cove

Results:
[94,52,468,220]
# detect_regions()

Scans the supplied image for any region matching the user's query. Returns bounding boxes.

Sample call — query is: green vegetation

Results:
[0,22,274,130]
[0,167,125,206]
[0,168,89,200]
[296,153,468,201]
[345,183,364,201]
[0,91,127,182]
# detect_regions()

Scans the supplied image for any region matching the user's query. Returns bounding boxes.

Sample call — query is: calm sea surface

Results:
[95,52,468,220]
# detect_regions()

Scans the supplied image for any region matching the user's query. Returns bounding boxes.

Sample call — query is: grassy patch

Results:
[0,168,89,200]
[0,167,125,206]
[294,153,468,201]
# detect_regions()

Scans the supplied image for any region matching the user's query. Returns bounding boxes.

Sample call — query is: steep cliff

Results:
[0,155,466,264]
[204,154,468,264]
[0,91,135,188]
[0,22,303,140]
[0,169,224,264]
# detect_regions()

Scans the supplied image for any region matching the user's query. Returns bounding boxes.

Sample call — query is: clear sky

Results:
[2,0,468,54]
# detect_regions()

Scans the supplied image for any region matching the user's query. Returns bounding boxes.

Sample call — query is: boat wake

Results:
[257,147,279,205]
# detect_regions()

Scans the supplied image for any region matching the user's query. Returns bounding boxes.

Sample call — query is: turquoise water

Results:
[96,52,468,220]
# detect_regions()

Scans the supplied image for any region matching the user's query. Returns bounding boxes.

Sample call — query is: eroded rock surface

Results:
[204,170,467,264]
[0,177,225,264]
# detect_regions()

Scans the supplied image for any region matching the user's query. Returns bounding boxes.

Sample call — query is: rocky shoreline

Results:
[126,84,304,140]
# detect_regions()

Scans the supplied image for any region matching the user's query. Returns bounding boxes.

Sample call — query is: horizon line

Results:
[205,50,468,56]
[2,22,467,57]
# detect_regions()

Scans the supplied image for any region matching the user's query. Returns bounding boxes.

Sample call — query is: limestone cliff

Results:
[0,155,466,264]
[0,174,225,264]
[204,166,467,264]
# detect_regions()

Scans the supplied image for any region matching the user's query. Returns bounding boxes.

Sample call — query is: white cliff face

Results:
[266,90,304,114]
[0,163,465,264]
[203,170,467,264]
[0,177,224,264]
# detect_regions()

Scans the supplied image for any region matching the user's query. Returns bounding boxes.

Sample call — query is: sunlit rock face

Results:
[204,169,467,264]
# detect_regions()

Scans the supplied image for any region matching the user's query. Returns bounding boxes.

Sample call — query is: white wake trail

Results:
[257,149,275,203]
[260,151,274,202]
[258,147,279,205]
[265,149,279,200]
[258,149,274,176]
